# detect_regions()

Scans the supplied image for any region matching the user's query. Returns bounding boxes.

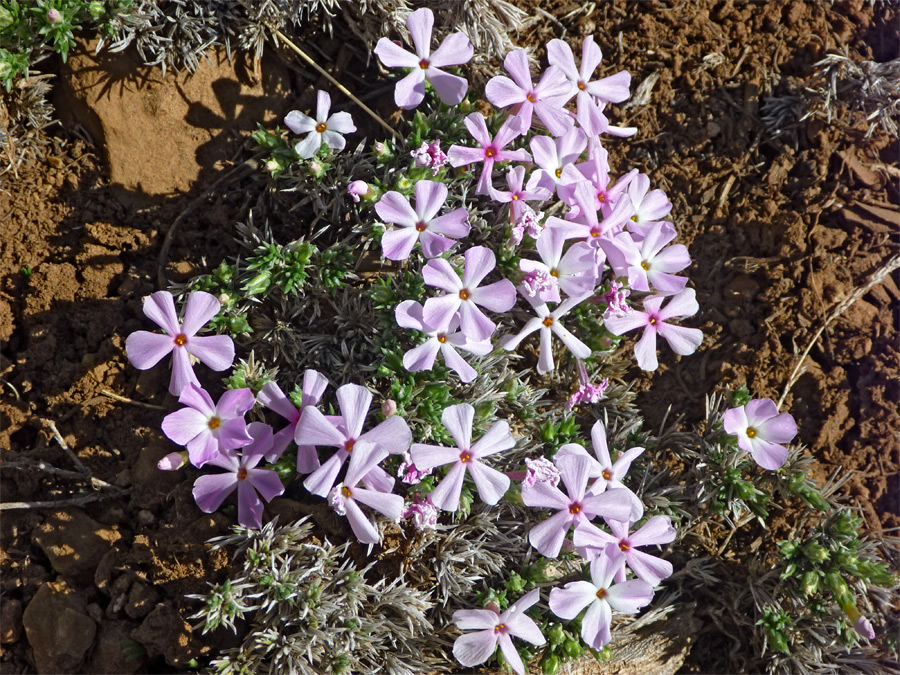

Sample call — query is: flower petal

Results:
[169,344,199,396]
[359,415,412,455]
[326,111,355,135]
[442,403,474,449]
[429,461,467,511]
[757,412,797,445]
[374,37,419,68]
[381,227,420,261]
[605,579,654,614]
[375,190,418,227]
[528,509,572,558]
[303,450,348,497]
[470,279,516,313]
[295,405,345,447]
[284,110,316,135]
[581,598,612,649]
[629,515,676,547]
[429,32,474,68]
[632,326,659,371]
[467,460,510,505]
[185,335,234,372]
[247,468,286,503]
[626,548,673,586]
[427,67,469,106]
[193,473,237,513]
[142,291,180,335]
[161,407,208,446]
[236,480,264,528]
[181,291,221,337]
[549,581,598,620]
[452,630,498,668]
[423,257,463,293]
[440,343,478,382]
[343,496,380,543]
[125,331,174,370]
[336,383,372,440]
[294,132,322,159]
[351,486,404,520]
[748,438,789,470]
[485,75,527,108]
[453,609,500,631]
[498,633,525,675]
[403,338,441,372]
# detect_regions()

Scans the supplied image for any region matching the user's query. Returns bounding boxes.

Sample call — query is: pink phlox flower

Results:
[374,7,473,109]
[601,221,690,296]
[410,403,515,511]
[854,616,876,640]
[557,146,636,220]
[395,300,492,383]
[375,179,470,261]
[565,360,610,412]
[603,280,631,319]
[192,422,285,529]
[158,451,188,471]
[529,128,588,193]
[126,290,235,396]
[519,224,596,304]
[723,398,797,470]
[485,49,576,137]
[452,588,545,675]
[401,493,439,530]
[411,139,449,174]
[521,453,633,558]
[500,289,592,375]
[161,384,254,468]
[574,515,676,586]
[295,383,412,497]
[548,544,653,649]
[547,36,631,108]
[604,288,703,371]
[326,440,405,544]
[509,203,546,246]
[397,450,432,484]
[422,245,517,342]
[553,180,635,249]
[522,456,560,489]
[489,165,552,223]
[257,369,329,469]
[284,90,356,159]
[447,113,531,196]
[347,180,373,203]
[625,174,673,239]
[555,420,644,519]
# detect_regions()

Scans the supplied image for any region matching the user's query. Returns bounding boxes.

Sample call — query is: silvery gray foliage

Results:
[0,74,55,176]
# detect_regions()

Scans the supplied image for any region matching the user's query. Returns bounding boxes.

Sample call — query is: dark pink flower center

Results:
[648,314,660,326]
[459,450,472,463]
[484,145,497,158]
[419,58,430,69]
[595,587,607,599]
[415,221,427,232]
[526,91,537,103]
[493,623,506,633]
[619,539,631,553]
[578,81,587,91]
[543,316,554,327]
[597,191,607,203]
[345,439,355,452]
[237,467,248,481]
[174,333,188,346]
[459,288,470,300]
[569,501,582,514]
[437,334,447,343]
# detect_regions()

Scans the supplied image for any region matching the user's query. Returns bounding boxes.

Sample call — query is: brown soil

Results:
[1,1,897,673]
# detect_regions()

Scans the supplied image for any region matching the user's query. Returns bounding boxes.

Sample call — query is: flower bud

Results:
[347,180,374,203]
[802,540,829,563]
[87,1,105,18]
[372,141,391,158]
[264,158,280,173]
[381,399,397,417]
[854,616,875,640]
[307,160,325,178]
[46,8,62,23]
[158,451,188,471]
[394,175,413,192]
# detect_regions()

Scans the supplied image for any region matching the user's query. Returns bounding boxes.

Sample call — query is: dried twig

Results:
[0,490,127,511]
[777,253,900,409]
[99,389,168,410]
[41,418,88,474]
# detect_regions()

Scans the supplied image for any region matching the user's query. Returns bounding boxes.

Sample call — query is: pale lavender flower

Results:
[374,8,474,109]
[604,289,703,371]
[485,49,576,136]
[576,97,637,140]
[326,440,405,544]
[376,180,470,261]
[192,422,285,529]
[523,456,560,489]
[411,140,449,175]
[447,113,531,195]
[422,245,516,342]
[521,453,632,558]
[500,290,592,375]
[402,493,439,530]
[509,203,545,246]
[518,224,596,303]
[161,384,254,468]
[557,146,636,219]
[452,588,545,675]
[547,36,631,108]
[285,90,356,159]
[490,165,552,222]
[575,515,676,586]
[410,403,515,511]
[565,360,610,411]
[529,128,588,193]
[126,290,234,396]
[601,221,690,295]
[723,398,797,470]
[549,544,653,649]
[395,300,492,383]
[295,383,412,497]
[603,280,631,319]
[257,370,329,469]
[549,179,634,249]
[397,450,431,484]
[625,174,673,238]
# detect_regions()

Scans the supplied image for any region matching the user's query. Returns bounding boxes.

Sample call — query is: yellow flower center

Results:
[342,486,352,498]
[494,623,506,633]
[437,334,447,343]
[747,427,757,438]
[315,122,327,133]
[641,261,650,270]
[345,439,355,452]
[550,269,559,278]
[459,289,470,300]
[415,221,427,232]
[419,58,430,69]
[459,451,472,463]
[207,416,221,430]
[527,92,537,103]
[569,502,581,514]
[484,147,495,158]
[555,168,563,178]
[174,334,188,346]
[649,317,658,325]
[619,541,630,552]
[512,194,519,200]
[543,316,554,327]
[595,587,607,599]
[578,81,587,91]
[602,469,612,481]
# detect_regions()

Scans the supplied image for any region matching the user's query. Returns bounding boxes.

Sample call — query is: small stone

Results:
[136,509,155,526]
[23,580,97,674]
[125,581,159,620]
[33,509,121,583]
[86,620,148,674]
[0,599,22,644]
[131,603,199,666]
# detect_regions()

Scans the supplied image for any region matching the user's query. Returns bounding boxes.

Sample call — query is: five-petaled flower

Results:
[723,398,797,470]
[374,7,473,109]
[285,90,356,159]
[447,113,531,196]
[126,290,234,396]
[452,588,545,675]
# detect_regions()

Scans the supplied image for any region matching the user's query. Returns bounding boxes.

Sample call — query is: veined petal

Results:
[193,473,237,513]
[419,231,458,259]
[748,437,789,470]
[498,633,525,675]
[656,322,703,356]
[538,327,555,374]
[142,291,180,336]
[453,630,498,668]
[745,398,779,427]
[633,326,659,371]
[381,228,420,261]
[375,190,418,227]
[344,440,390,487]
[441,343,478,383]
[236,480,264,529]
[470,279,516,312]
[587,70,631,103]
[423,294,462,333]
[423,257,463,293]
[528,509,573,558]
[303,450,348,497]
[442,402,474,449]
[169,345,199,396]
[453,609,500,631]
[447,144,487,167]
[427,67,468,106]
[503,49,533,91]
[581,599,612,649]
[326,111,355,135]
[428,208,470,239]
[336,383,372,439]
[429,461,467,511]
[284,110,316,135]
[343,496,381,544]
[429,31,474,68]
[549,581,598,620]
[359,415,412,455]
[626,548,673,586]
[572,520,617,549]
[757,412,797,444]
[322,130,346,153]
[485,75,527,108]
[187,335,235,372]
[403,338,441,372]
[351,487,404,520]
[458,301,496,342]
[590,420,612,466]
[410,443,463,471]
[471,420,515,458]
[629,515,676,547]
[506,613,545,646]
[216,418,254,451]
[374,37,418,68]
[462,246,497,289]
[178,382,216,415]
[467,460,510,505]
[550,320,592,360]
[395,300,427,331]
[162,407,210,446]
[181,291,221,337]
[605,579,654,614]
[657,288,698,321]
[521,480,570,510]
[394,69,427,110]
[314,90,331,123]
[546,38,579,82]
[414,180,448,222]
[295,405,346,447]
[604,310,648,336]
[463,112,492,147]
[125,331,174,370]
[556,452,593,500]
[294,132,322,159]
[407,6,433,58]
[500,317,543,351]
[217,388,255,418]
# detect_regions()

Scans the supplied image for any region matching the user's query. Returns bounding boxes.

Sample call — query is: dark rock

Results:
[23,580,97,674]
[0,599,22,644]
[33,508,121,583]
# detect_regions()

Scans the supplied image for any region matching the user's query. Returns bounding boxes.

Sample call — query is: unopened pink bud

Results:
[158,451,188,471]
[46,8,62,23]
[347,180,373,203]
[854,616,875,640]
[382,399,397,417]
